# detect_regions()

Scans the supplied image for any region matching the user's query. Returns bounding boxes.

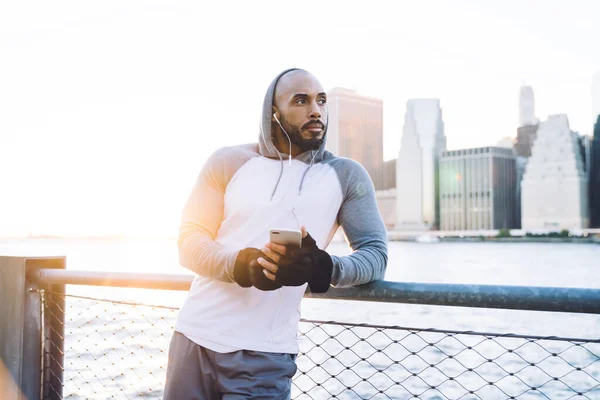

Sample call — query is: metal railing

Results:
[33,268,600,313]
[1,257,600,400]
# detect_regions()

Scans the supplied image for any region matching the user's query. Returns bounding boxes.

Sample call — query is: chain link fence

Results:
[40,290,600,400]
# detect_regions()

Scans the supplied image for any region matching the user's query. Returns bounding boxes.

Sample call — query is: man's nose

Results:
[309,101,321,119]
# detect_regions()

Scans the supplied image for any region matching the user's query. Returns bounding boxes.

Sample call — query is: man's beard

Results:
[278,116,325,152]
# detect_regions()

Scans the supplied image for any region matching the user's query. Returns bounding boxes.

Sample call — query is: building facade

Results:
[521,114,589,229]
[396,99,446,229]
[326,88,385,190]
[439,147,517,230]
[375,189,397,229]
[515,124,538,158]
[590,116,600,228]
[593,71,600,124]
[382,159,396,190]
[514,156,528,229]
[579,134,592,182]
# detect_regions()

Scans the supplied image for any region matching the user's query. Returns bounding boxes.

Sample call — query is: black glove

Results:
[276,232,333,293]
[234,248,282,291]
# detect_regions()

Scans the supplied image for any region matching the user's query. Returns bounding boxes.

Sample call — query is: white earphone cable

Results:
[273,113,292,165]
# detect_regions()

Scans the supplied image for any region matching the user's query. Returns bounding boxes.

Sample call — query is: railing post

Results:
[36,258,66,400]
[0,256,65,400]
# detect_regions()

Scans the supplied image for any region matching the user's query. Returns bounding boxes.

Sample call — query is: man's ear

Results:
[272,107,278,121]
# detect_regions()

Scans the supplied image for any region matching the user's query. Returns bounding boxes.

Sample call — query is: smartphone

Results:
[269,228,302,248]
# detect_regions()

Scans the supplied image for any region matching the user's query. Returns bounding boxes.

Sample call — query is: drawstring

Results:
[261,120,285,202]
[269,115,295,201]
[270,149,318,200]
[270,149,285,201]
[298,150,317,194]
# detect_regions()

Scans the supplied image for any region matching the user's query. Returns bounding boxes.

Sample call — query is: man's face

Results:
[273,71,328,152]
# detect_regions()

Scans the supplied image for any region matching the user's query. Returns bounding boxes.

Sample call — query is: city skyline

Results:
[2,78,596,237]
[1,1,599,237]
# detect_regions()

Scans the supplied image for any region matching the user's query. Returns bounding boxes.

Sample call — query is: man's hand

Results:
[276,228,334,293]
[258,242,287,281]
[258,226,307,281]
[236,226,332,293]
[233,248,281,291]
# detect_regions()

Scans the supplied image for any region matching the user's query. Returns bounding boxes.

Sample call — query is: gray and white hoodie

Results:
[175,68,388,354]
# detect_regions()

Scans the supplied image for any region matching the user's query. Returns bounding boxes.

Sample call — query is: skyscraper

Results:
[590,116,600,228]
[396,99,446,229]
[515,85,539,157]
[514,85,539,228]
[514,156,528,229]
[521,114,589,229]
[326,88,384,189]
[593,71,600,123]
[519,85,538,126]
[439,147,517,230]
[590,73,600,227]
[396,107,424,229]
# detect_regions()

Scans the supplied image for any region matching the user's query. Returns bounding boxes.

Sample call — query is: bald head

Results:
[270,69,328,155]
[273,70,324,109]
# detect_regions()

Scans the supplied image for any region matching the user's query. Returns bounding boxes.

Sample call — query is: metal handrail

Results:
[34,269,192,290]
[33,268,600,314]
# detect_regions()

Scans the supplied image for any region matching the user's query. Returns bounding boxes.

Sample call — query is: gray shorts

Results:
[163,332,297,400]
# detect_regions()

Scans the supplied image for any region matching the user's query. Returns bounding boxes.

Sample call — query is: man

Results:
[164,68,388,399]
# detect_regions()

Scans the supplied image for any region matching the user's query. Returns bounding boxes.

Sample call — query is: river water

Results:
[1,239,599,399]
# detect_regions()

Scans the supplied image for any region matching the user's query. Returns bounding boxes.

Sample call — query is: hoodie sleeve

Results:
[329,159,388,287]
[178,146,253,282]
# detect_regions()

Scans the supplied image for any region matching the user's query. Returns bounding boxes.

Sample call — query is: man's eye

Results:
[296,99,306,104]
[318,99,327,105]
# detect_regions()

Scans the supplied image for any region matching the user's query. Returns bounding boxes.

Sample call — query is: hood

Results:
[258,68,328,164]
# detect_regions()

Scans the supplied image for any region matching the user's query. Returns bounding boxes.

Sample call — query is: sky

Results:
[1,0,599,237]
